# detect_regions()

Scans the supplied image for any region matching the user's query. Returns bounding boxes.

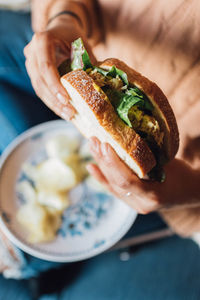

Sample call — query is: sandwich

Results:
[60,38,179,181]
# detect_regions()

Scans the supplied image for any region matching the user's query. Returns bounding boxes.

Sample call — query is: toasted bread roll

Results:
[61,59,179,178]
[100,59,179,160]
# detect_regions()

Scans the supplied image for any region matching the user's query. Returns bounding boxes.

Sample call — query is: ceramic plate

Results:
[0,120,137,262]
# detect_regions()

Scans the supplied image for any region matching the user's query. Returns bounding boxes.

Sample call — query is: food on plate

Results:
[36,158,77,191]
[16,134,89,243]
[17,202,62,244]
[37,190,69,211]
[61,38,179,181]
[46,134,79,161]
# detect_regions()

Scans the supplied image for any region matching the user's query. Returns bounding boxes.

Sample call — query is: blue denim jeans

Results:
[0,9,200,300]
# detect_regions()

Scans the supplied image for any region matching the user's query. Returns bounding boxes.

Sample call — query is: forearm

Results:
[154,159,200,209]
[159,160,200,236]
[31,0,103,45]
[32,0,86,33]
[160,206,200,236]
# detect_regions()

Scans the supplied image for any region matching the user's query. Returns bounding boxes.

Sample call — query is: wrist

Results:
[161,159,200,208]
[47,11,82,28]
[47,1,90,38]
[32,0,103,45]
[46,12,83,34]
[46,14,84,46]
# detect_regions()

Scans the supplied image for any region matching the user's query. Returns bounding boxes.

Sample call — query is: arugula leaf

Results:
[94,67,109,76]
[70,39,153,129]
[94,66,129,85]
[127,87,153,110]
[144,99,154,111]
[116,93,144,127]
[126,87,143,98]
[71,38,93,71]
[113,67,129,85]
[116,87,153,127]
[71,38,129,85]
[104,66,117,77]
[82,50,93,70]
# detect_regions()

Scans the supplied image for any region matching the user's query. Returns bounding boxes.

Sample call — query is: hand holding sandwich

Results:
[87,137,200,214]
[24,1,96,121]
[59,38,200,214]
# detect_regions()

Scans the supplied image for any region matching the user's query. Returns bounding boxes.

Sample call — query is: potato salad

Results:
[16,134,90,243]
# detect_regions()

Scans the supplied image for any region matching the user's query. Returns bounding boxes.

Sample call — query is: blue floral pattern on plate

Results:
[16,144,113,238]
[59,184,113,237]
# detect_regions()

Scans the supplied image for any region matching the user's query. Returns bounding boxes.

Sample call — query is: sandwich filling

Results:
[67,38,166,181]
[88,68,164,148]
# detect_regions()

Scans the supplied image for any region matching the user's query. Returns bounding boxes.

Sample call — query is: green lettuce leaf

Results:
[71,38,129,85]
[94,67,109,76]
[94,66,128,85]
[71,39,153,129]
[126,88,154,111]
[116,87,153,127]
[112,67,129,85]
[71,38,93,71]
[116,94,143,127]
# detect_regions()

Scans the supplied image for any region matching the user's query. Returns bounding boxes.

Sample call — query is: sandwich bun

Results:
[61,58,179,179]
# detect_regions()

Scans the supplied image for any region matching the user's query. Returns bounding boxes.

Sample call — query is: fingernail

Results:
[57,92,67,104]
[88,137,95,146]
[60,107,73,121]
[60,106,76,121]
[101,143,108,156]
[61,111,69,121]
[89,138,99,153]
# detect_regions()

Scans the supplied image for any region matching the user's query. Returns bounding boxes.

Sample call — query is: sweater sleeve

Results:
[160,206,200,238]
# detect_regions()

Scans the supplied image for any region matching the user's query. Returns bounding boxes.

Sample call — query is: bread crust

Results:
[100,58,179,160]
[61,69,156,177]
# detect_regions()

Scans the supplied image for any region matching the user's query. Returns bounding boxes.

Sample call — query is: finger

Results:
[86,163,146,212]
[23,43,30,57]
[86,150,153,213]
[25,57,75,120]
[89,137,138,190]
[40,81,75,120]
[86,163,109,185]
[33,33,72,106]
[37,79,75,120]
[86,163,117,196]
[88,138,161,213]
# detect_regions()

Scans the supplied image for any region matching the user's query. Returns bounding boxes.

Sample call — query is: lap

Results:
[60,236,200,300]
[0,236,199,300]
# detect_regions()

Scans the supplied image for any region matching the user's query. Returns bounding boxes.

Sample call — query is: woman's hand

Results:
[87,137,200,214]
[24,16,95,120]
